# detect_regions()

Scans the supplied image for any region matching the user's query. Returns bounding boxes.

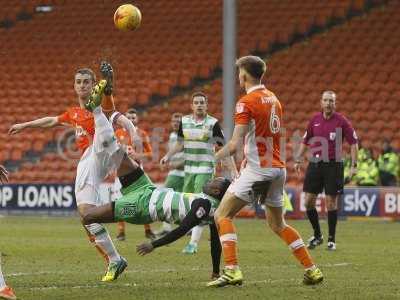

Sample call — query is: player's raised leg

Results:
[77,80,126,282]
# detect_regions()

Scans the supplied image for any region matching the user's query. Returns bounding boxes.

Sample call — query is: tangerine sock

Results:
[102,95,115,112]
[117,221,125,234]
[217,218,238,269]
[279,225,314,269]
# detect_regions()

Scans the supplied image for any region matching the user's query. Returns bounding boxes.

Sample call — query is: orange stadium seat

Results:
[1,0,397,185]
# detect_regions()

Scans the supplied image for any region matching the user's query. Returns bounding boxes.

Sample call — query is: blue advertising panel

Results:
[0,184,76,214]
[341,188,380,217]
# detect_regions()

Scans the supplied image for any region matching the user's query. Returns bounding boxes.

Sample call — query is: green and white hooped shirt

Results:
[179,114,225,175]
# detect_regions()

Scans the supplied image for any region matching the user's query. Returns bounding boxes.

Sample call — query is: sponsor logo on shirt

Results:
[121,203,137,217]
[236,102,245,113]
[329,132,336,141]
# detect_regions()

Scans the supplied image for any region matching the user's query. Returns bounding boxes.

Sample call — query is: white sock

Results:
[0,256,6,289]
[305,265,317,271]
[162,222,172,231]
[93,107,114,134]
[93,107,116,148]
[190,225,205,245]
[85,223,120,263]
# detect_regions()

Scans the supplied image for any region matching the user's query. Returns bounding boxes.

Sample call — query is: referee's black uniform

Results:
[300,110,358,248]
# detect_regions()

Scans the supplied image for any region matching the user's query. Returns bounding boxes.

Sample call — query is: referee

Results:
[294,91,358,251]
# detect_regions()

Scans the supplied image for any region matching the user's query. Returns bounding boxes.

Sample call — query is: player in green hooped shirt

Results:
[82,80,230,280]
[82,162,230,279]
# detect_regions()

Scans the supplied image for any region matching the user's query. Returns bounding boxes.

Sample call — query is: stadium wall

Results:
[238,187,400,220]
[0,185,399,219]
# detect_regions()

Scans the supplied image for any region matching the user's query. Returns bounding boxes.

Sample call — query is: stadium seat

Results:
[1,0,396,185]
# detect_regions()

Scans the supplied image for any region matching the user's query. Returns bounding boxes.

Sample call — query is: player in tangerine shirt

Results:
[207,56,323,287]
[113,108,155,241]
[9,65,135,282]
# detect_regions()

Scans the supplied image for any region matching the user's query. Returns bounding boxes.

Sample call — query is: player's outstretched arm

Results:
[215,124,248,162]
[9,116,59,135]
[160,140,184,166]
[136,198,211,255]
[209,222,221,279]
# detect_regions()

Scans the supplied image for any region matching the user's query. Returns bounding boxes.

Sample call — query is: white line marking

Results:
[9,262,352,278]
[29,278,300,291]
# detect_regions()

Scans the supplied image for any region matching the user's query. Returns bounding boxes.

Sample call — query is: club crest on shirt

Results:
[329,132,336,141]
[236,102,245,113]
[120,203,137,217]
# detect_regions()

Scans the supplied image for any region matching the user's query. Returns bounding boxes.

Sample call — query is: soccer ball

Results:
[114,4,142,31]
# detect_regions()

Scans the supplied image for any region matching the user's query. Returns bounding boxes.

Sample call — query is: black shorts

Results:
[303,161,344,195]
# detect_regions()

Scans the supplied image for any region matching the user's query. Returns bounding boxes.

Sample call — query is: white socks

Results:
[85,223,120,263]
[190,225,205,245]
[93,107,119,155]
[162,222,172,232]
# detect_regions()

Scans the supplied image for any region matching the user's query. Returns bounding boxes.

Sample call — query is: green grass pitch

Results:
[1,216,400,300]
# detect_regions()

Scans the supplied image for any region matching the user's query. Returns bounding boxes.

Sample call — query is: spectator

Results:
[377,139,399,186]
[354,148,379,186]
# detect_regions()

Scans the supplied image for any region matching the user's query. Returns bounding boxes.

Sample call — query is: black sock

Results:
[306,208,321,238]
[328,210,338,242]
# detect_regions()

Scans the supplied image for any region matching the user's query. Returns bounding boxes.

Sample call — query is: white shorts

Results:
[228,166,286,207]
[75,144,124,207]
[98,178,122,205]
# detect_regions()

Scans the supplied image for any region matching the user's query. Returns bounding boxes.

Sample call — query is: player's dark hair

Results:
[217,178,231,200]
[203,178,231,200]
[236,55,266,80]
[191,91,208,102]
[75,68,96,83]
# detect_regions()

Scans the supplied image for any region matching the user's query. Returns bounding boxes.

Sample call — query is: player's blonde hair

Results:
[236,55,266,80]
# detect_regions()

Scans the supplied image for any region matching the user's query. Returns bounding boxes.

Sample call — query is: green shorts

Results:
[164,174,184,192]
[114,173,156,224]
[183,173,213,193]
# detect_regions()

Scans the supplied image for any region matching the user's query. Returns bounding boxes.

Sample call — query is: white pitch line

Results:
[8,262,352,278]
[29,278,300,291]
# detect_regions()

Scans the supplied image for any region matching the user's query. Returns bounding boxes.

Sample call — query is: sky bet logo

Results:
[343,189,378,216]
[384,192,400,214]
